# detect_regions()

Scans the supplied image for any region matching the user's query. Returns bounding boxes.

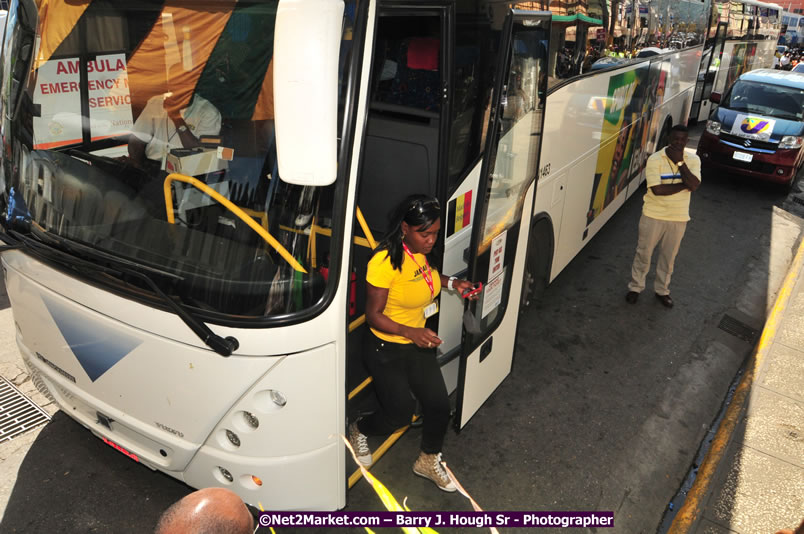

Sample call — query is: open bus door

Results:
[455,10,550,429]
[693,22,728,122]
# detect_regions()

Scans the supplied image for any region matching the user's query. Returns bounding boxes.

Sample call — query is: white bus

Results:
[779,10,803,45]
[0,0,711,511]
[690,0,781,123]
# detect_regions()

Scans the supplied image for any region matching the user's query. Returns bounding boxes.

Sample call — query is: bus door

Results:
[455,11,550,429]
[348,2,453,413]
[693,22,728,122]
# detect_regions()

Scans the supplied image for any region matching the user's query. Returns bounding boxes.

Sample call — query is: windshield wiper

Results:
[8,228,240,357]
[0,242,23,252]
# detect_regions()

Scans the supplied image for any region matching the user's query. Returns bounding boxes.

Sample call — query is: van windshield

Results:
[722,79,804,121]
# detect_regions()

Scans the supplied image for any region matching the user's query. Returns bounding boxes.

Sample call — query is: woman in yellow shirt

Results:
[348,195,479,492]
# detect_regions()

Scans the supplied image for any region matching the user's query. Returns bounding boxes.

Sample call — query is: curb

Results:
[666,232,804,533]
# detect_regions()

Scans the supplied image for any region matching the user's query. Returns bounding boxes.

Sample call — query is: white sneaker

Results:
[413,452,457,492]
[348,422,372,466]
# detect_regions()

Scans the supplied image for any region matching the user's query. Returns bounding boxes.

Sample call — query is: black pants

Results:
[357,333,450,454]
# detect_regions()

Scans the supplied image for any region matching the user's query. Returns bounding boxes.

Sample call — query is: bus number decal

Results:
[540,163,551,179]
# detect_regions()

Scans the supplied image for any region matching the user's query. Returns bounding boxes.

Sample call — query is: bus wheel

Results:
[521,219,552,309]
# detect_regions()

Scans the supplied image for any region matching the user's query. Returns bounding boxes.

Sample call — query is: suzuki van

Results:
[697,69,804,190]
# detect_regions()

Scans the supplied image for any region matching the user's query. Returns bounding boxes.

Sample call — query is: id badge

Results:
[423,300,439,318]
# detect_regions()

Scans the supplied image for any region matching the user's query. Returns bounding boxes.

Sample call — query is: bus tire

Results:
[521,217,553,309]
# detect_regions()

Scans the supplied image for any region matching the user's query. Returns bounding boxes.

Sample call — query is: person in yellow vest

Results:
[626,125,701,308]
[348,195,480,492]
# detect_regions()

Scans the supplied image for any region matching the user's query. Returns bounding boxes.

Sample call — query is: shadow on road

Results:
[0,412,191,532]
[1,137,803,534]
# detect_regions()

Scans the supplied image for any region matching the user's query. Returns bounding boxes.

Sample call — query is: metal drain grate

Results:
[0,376,51,442]
[718,315,760,344]
[793,196,804,206]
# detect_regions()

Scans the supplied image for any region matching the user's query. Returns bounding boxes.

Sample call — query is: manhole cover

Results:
[0,376,51,442]
[717,315,759,344]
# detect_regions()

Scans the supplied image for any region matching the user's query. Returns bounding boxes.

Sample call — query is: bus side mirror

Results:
[274,0,344,187]
[710,92,721,104]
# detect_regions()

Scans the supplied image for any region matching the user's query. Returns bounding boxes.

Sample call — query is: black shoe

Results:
[625,291,639,304]
[655,293,674,308]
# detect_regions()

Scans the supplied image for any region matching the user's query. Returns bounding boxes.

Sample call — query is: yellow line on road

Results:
[668,234,804,533]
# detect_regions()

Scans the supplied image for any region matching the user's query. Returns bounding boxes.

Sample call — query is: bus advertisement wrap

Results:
[627,64,668,185]
[586,62,670,227]
[587,67,641,225]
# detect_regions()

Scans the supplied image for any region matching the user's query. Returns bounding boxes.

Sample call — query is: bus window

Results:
[7,0,360,320]
[549,20,579,83]
[358,12,444,238]
[744,5,757,39]
[729,1,746,39]
[370,17,441,113]
[447,14,496,191]
[465,15,548,347]
[579,0,607,73]
[571,0,631,74]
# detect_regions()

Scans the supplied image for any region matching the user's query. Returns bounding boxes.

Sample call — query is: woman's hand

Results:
[402,326,442,349]
[453,279,482,301]
[367,283,442,348]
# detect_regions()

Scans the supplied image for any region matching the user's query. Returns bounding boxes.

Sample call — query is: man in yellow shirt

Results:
[626,125,701,308]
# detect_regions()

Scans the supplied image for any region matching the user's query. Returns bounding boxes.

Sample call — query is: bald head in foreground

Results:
[154,487,254,534]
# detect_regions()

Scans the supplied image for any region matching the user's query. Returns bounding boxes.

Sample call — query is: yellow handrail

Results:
[348,376,373,401]
[355,206,378,250]
[163,173,307,273]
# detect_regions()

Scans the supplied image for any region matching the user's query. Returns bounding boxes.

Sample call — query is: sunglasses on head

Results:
[408,198,441,214]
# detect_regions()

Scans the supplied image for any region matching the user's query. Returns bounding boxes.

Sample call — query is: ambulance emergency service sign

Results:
[729,114,776,141]
[33,58,82,149]
[33,54,133,149]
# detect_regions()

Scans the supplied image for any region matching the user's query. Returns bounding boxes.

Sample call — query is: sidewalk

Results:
[0,281,58,521]
[668,231,804,533]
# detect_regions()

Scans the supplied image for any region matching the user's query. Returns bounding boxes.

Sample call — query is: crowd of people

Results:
[775,46,804,70]
[553,34,702,81]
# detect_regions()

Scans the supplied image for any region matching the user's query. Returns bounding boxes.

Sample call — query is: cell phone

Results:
[462,282,483,299]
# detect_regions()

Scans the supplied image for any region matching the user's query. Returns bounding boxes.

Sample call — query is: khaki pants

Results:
[628,214,687,296]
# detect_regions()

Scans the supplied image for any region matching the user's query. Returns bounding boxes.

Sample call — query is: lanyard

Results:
[402,243,435,299]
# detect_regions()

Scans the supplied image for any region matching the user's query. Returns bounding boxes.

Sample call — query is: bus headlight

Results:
[269,390,287,407]
[705,121,721,135]
[779,135,803,149]
[243,411,260,429]
[217,467,234,483]
[225,429,241,447]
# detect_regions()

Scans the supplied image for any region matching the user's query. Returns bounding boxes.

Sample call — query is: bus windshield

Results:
[2,0,359,320]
